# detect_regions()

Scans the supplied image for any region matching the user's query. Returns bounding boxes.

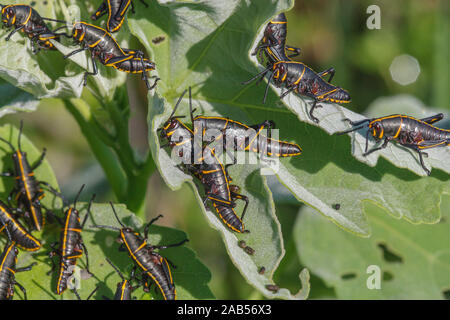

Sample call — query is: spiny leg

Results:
[230,191,249,222]
[5,25,25,41]
[63,46,89,59]
[363,137,391,156]
[83,51,99,86]
[14,281,28,300]
[417,151,431,176]
[303,94,321,123]
[39,181,65,205]
[263,71,275,104]
[143,214,164,239]
[150,238,188,251]
[139,0,149,8]
[241,66,272,85]
[81,242,92,275]
[16,262,37,273]
[46,243,59,275]
[280,86,295,100]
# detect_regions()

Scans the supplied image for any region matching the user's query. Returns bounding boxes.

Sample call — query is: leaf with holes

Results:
[0,0,85,98]
[246,15,450,177]
[294,197,450,299]
[148,89,310,300]
[132,0,448,241]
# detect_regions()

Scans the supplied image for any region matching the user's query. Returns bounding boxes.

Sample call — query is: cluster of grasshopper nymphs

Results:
[0,120,189,300]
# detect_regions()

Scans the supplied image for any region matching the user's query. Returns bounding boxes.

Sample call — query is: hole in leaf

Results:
[341,272,357,280]
[378,243,403,263]
[443,290,450,300]
[383,271,394,281]
[152,36,166,44]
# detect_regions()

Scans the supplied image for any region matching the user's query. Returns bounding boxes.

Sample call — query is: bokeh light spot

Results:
[389,54,421,86]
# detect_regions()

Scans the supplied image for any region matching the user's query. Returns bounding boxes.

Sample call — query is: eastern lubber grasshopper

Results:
[252,13,301,64]
[188,89,302,158]
[61,21,158,89]
[337,113,450,176]
[92,203,188,300]
[158,90,250,233]
[0,200,41,251]
[0,121,60,232]
[47,185,95,295]
[0,4,68,53]
[189,146,250,233]
[91,0,148,33]
[244,12,348,123]
[105,257,139,300]
[242,60,351,123]
[0,219,36,300]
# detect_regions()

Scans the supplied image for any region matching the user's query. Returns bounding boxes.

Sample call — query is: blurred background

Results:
[0,0,448,299]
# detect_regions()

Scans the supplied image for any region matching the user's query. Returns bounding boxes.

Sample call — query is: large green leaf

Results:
[0,1,85,98]
[132,0,448,238]
[294,197,450,299]
[0,0,128,100]
[148,93,310,300]
[247,13,450,177]
[0,79,39,117]
[133,0,310,299]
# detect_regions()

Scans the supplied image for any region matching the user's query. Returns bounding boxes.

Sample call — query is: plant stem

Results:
[125,153,156,216]
[64,92,155,218]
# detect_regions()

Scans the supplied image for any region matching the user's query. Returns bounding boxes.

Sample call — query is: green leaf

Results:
[0,0,84,98]
[0,0,129,100]
[131,0,448,240]
[294,197,450,299]
[134,0,310,299]
[148,93,310,300]
[0,79,40,117]
[11,201,214,300]
[0,123,212,299]
[248,20,450,177]
[48,0,129,101]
